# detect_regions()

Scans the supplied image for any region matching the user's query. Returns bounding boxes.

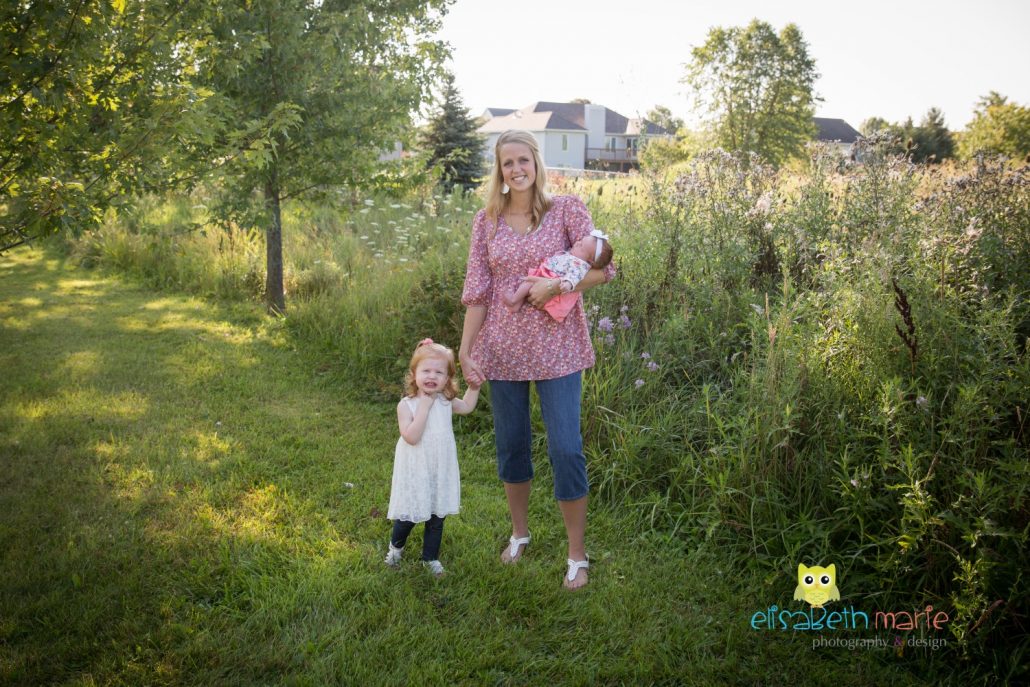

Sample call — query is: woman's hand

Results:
[522,275,559,310]
[460,351,485,388]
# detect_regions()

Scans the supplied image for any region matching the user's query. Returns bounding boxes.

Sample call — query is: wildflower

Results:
[390,203,401,209]
[597,317,614,333]
[620,305,629,313]
[364,199,374,206]
[647,361,659,372]
[359,235,368,240]
[359,208,370,214]
[916,396,928,409]
[634,379,644,388]
[604,334,615,345]
[850,479,859,488]
[754,192,773,214]
[750,303,765,316]
[641,352,651,359]
[619,314,631,329]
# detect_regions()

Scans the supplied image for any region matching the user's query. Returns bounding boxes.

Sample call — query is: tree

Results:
[859,109,956,163]
[638,128,710,172]
[646,105,684,135]
[957,92,1030,159]
[195,0,449,313]
[420,73,484,193]
[859,117,892,136]
[909,108,954,163]
[684,20,820,166]
[1,1,208,253]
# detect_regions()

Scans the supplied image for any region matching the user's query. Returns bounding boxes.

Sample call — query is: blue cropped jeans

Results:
[488,371,588,501]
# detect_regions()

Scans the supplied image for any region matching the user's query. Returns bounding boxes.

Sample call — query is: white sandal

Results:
[565,558,589,588]
[503,532,531,563]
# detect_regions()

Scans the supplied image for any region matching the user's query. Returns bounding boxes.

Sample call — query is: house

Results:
[814,117,861,156]
[478,102,671,173]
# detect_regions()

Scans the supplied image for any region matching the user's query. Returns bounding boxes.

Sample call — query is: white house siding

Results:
[480,131,586,171]
[542,131,586,169]
[482,133,501,163]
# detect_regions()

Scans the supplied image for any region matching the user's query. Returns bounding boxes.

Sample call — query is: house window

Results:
[562,134,568,151]
[627,138,637,151]
[607,137,617,150]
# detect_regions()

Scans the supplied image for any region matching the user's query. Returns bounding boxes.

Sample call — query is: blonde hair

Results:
[403,340,459,400]
[484,130,553,238]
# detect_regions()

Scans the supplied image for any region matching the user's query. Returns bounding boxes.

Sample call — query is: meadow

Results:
[2,140,1027,684]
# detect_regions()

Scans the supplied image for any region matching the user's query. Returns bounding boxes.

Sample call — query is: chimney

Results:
[584,104,606,151]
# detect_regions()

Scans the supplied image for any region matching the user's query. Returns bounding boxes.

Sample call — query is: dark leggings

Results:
[391,515,445,561]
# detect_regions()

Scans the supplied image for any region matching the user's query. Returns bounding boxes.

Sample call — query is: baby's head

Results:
[404,338,459,399]
[571,235,614,269]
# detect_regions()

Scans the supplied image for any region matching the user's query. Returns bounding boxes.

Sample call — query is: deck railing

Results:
[586,147,638,162]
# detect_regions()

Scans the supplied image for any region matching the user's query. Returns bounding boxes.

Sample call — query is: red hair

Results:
[403,340,459,400]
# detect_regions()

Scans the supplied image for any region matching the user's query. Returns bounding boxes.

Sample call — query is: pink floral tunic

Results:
[461,195,616,381]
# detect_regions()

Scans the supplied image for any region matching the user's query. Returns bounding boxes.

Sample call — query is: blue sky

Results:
[436,0,1030,130]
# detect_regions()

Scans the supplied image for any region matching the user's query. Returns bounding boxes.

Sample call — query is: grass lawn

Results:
[0,247,937,685]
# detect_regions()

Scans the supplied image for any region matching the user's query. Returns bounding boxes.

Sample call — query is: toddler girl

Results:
[503,230,613,322]
[385,338,480,576]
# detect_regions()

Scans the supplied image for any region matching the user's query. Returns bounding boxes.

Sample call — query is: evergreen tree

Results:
[910,108,955,163]
[420,74,484,193]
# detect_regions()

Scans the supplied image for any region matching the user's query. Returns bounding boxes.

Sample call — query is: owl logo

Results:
[794,563,840,608]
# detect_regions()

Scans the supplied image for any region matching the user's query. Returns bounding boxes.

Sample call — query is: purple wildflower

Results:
[640,352,651,360]
[597,317,614,333]
[619,314,631,329]
[634,379,644,388]
[604,334,615,345]
[647,361,659,372]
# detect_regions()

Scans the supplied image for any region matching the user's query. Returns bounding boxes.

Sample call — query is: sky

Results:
[435,0,1030,131]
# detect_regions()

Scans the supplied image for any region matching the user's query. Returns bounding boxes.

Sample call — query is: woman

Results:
[459,129,615,590]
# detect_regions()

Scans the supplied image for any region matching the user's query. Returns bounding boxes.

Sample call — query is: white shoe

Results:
[423,560,445,577]
[385,543,403,567]
[502,532,531,564]
[564,558,589,590]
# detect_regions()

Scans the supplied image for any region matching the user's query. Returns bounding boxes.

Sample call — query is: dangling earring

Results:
[501,182,510,194]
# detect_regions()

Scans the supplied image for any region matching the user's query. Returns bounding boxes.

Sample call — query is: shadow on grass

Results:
[1,249,396,684]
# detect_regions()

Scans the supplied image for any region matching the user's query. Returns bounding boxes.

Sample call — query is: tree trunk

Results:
[264,165,286,315]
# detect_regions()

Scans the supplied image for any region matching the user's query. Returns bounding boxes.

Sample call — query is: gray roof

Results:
[478,109,585,133]
[814,117,860,143]
[480,101,670,136]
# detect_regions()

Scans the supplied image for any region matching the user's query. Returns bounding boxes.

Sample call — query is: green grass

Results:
[1,247,943,686]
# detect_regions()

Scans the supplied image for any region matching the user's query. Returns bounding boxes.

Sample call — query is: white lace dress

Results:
[387,395,461,523]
